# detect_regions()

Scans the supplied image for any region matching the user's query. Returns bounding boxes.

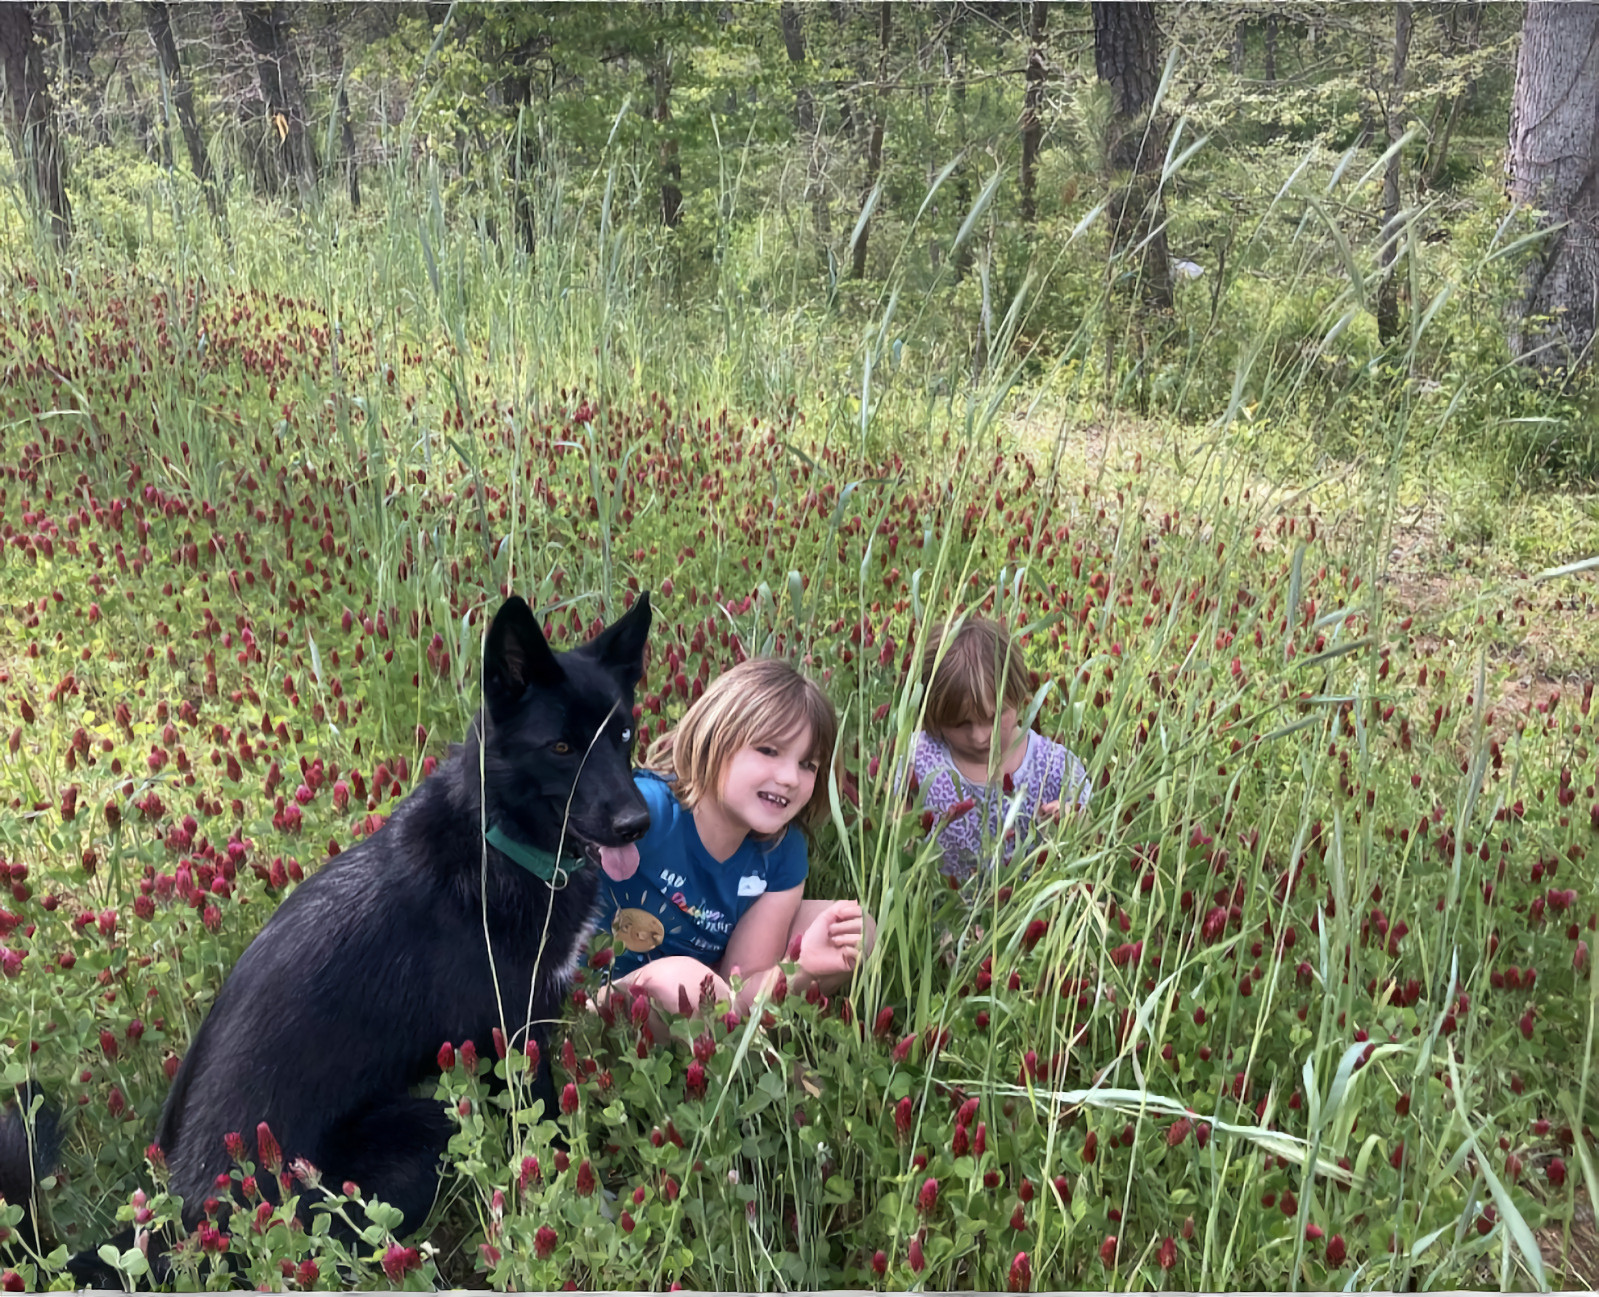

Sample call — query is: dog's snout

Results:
[613,806,651,843]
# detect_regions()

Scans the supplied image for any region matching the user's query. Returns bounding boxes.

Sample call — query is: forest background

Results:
[1,2,1599,1292]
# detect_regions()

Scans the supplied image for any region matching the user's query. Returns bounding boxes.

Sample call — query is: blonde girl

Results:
[595,658,871,1022]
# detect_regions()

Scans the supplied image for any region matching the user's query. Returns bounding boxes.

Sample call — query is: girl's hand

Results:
[599,843,640,881]
[615,957,732,1028]
[797,900,866,980]
[1037,800,1061,820]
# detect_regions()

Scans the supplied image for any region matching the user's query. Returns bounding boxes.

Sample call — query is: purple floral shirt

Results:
[909,730,1090,882]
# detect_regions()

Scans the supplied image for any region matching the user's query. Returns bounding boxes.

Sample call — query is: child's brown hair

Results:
[920,617,1032,735]
[645,658,838,835]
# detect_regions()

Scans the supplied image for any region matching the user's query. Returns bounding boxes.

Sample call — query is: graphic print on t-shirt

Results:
[605,874,693,957]
[612,906,666,954]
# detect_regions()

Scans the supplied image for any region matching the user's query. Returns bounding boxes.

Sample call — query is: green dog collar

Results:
[485,823,587,885]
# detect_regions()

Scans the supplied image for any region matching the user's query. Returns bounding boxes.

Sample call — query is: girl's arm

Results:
[717,884,804,1015]
[719,887,867,1016]
[1039,740,1092,818]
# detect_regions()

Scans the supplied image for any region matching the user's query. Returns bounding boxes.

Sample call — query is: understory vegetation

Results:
[2,12,1598,1292]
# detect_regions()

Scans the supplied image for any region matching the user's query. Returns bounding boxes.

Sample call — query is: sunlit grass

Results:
[0,113,1593,1292]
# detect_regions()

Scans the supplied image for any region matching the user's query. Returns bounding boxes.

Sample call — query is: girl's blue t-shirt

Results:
[595,772,809,977]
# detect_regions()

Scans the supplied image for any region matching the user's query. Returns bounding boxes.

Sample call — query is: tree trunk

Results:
[947,30,972,283]
[1377,2,1412,347]
[500,26,552,255]
[1092,0,1172,313]
[510,105,538,254]
[239,1,317,202]
[1423,0,1482,190]
[0,3,72,248]
[1262,13,1277,82]
[779,2,809,124]
[850,0,889,280]
[1507,1,1599,373]
[1422,81,1462,189]
[651,34,681,228]
[828,0,850,132]
[144,1,222,222]
[54,1,97,136]
[329,26,359,211]
[60,0,114,146]
[1230,20,1245,76]
[1020,1,1046,225]
[779,1,829,238]
[55,3,92,80]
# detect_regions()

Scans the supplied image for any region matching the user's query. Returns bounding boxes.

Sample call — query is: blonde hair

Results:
[646,658,838,836]
[920,617,1032,735]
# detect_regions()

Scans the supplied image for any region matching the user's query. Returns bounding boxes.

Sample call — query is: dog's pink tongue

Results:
[599,843,640,881]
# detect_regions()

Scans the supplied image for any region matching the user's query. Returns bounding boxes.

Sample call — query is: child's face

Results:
[940,705,1021,769]
[717,726,818,838]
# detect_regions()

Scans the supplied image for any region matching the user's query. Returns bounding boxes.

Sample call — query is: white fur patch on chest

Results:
[543,911,598,992]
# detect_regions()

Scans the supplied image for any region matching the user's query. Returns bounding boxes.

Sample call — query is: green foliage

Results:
[0,252,1594,1288]
[0,6,1595,1291]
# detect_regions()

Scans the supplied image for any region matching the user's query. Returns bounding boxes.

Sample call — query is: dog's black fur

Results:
[2,594,650,1285]
[0,1084,58,1264]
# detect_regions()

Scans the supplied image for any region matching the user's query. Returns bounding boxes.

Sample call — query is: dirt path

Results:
[1004,407,1599,712]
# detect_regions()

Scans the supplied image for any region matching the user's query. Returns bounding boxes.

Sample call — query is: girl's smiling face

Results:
[715,726,818,839]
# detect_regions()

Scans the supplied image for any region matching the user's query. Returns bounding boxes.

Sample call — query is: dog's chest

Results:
[543,909,599,994]
[481,872,601,1003]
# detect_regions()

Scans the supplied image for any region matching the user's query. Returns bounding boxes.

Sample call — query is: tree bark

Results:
[328,25,359,211]
[651,21,681,228]
[1377,2,1412,347]
[1423,0,1483,190]
[779,1,829,237]
[0,3,72,248]
[55,3,93,80]
[850,0,889,280]
[779,1,809,123]
[1092,0,1172,313]
[1262,13,1277,82]
[239,1,317,202]
[1507,0,1599,373]
[499,24,552,255]
[834,1,859,146]
[144,1,222,222]
[947,29,972,283]
[54,1,102,139]
[1020,1,1046,225]
[509,105,538,254]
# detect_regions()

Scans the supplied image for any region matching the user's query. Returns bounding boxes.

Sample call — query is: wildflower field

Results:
[1,143,1597,1295]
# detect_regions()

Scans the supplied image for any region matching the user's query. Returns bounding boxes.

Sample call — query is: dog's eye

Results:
[552,741,572,755]
[621,728,632,744]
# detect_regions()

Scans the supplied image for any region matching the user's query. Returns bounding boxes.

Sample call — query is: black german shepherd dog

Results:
[2,593,651,1284]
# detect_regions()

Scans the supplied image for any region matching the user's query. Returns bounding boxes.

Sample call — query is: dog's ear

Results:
[484,597,563,715]
[584,592,651,687]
